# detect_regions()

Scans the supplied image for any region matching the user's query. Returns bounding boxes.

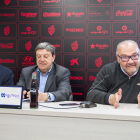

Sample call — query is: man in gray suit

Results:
[17,42,72,102]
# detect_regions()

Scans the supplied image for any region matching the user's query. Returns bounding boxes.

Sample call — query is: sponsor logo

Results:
[90,25,108,34]
[20,26,37,35]
[21,12,37,18]
[0,58,14,63]
[43,0,60,3]
[89,76,96,81]
[0,43,13,49]
[0,13,15,17]
[66,28,84,32]
[43,12,61,17]
[115,25,134,34]
[26,26,31,31]
[97,26,102,31]
[48,25,55,35]
[89,10,110,17]
[20,0,37,1]
[4,25,10,36]
[95,57,102,67]
[90,43,108,49]
[23,56,33,61]
[1,93,19,98]
[22,56,34,66]
[105,10,110,16]
[70,58,79,66]
[25,41,32,51]
[70,76,83,80]
[66,11,84,17]
[89,11,102,16]
[52,44,60,49]
[72,92,82,95]
[116,10,133,16]
[71,41,78,51]
[4,0,11,5]
[97,0,102,3]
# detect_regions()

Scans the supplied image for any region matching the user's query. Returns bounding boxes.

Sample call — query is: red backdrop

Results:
[0,0,139,101]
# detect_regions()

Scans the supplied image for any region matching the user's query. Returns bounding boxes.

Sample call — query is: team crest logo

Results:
[95,57,102,67]
[25,41,32,51]
[48,25,55,35]
[97,0,102,3]
[71,41,78,51]
[4,25,10,36]
[89,76,96,81]
[4,0,11,5]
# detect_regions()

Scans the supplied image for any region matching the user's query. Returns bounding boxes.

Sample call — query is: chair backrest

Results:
[68,94,73,101]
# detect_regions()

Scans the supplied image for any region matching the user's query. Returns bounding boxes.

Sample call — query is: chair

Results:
[68,94,73,101]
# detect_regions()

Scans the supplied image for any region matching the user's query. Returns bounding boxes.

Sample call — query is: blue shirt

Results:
[37,66,55,101]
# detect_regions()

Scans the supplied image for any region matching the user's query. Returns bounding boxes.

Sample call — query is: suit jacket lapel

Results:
[44,64,55,92]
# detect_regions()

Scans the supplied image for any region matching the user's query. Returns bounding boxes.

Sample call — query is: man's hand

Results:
[26,90,48,101]
[26,91,30,99]
[23,90,27,99]
[137,92,140,108]
[109,88,122,108]
[38,91,48,101]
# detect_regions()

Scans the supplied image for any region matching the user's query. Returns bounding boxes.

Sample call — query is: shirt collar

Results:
[37,65,52,76]
[120,65,139,78]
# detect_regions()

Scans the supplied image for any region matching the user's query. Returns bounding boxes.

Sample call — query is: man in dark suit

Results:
[16,42,72,102]
[0,65,14,85]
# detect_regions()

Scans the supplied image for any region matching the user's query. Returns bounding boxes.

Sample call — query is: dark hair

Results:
[35,42,55,56]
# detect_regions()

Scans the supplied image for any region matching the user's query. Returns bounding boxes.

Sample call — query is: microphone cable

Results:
[39,101,97,109]
[39,104,81,109]
[23,99,81,109]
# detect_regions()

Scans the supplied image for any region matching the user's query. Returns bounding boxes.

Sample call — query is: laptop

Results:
[0,86,23,109]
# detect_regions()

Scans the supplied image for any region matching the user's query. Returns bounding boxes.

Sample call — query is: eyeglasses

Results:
[117,54,139,62]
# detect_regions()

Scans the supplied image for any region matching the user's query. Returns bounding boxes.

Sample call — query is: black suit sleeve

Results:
[3,70,14,86]
[86,65,111,104]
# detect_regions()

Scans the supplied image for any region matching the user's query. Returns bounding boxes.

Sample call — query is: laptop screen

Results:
[0,86,23,109]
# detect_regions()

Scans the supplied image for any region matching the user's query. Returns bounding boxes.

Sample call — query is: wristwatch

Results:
[47,93,51,101]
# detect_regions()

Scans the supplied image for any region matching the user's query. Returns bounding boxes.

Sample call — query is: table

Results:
[0,101,140,140]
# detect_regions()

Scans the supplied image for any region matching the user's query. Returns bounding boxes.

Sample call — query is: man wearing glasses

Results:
[86,40,140,108]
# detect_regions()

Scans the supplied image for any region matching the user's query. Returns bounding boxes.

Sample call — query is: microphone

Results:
[87,75,109,95]
[79,101,97,108]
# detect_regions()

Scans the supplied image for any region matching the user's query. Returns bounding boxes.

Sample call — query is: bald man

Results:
[86,40,140,108]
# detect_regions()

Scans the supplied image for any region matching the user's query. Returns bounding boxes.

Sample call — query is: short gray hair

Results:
[116,40,139,55]
[35,42,55,56]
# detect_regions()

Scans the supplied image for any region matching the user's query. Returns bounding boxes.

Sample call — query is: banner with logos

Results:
[0,0,139,101]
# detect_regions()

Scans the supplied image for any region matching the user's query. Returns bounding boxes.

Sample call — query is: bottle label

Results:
[30,89,37,95]
[32,72,37,79]
[30,89,36,92]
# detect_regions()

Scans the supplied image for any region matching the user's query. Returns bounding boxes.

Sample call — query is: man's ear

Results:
[116,55,120,64]
[53,54,56,62]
